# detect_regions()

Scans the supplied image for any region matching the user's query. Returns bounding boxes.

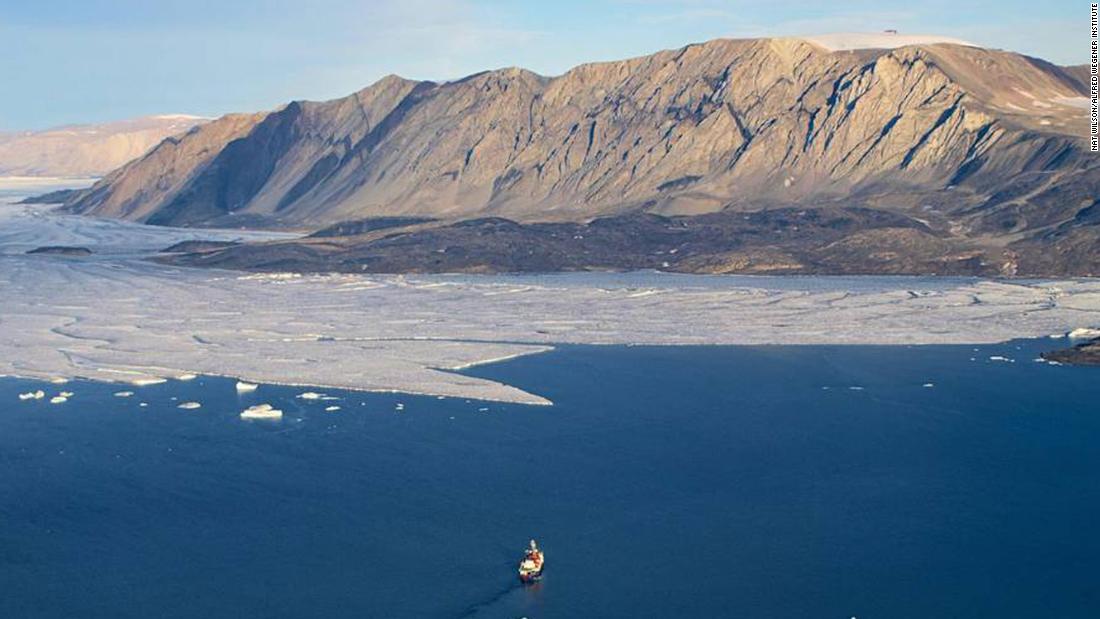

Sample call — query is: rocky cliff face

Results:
[66,37,1099,275]
[0,115,207,178]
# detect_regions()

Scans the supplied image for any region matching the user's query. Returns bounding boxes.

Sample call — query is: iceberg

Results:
[240,403,282,420]
[177,401,202,410]
[49,395,68,404]
[324,405,341,412]
[235,381,259,393]
[113,391,134,397]
[18,390,45,400]
[297,392,325,400]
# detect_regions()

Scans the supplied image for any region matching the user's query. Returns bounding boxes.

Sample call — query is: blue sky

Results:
[0,0,1081,130]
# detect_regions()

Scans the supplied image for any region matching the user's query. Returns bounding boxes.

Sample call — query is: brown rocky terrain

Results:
[1042,338,1100,365]
[160,207,1021,276]
[63,37,1100,275]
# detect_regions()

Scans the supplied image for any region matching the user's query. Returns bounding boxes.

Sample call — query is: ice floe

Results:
[177,401,202,410]
[113,391,134,397]
[18,390,45,400]
[324,405,341,412]
[235,381,259,393]
[240,403,282,420]
[297,392,325,400]
[49,395,67,404]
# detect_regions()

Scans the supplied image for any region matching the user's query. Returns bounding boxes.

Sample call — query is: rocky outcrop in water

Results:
[26,246,93,256]
[1042,338,1100,366]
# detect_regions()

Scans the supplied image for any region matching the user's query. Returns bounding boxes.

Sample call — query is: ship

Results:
[517,539,545,583]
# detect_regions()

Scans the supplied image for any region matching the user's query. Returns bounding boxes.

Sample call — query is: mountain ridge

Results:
[64,36,1100,275]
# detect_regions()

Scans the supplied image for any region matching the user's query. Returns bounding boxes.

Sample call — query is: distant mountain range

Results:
[0,115,207,178]
[61,36,1100,275]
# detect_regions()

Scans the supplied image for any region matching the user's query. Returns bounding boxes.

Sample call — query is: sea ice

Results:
[113,391,134,397]
[240,403,282,420]
[297,392,325,400]
[49,396,67,404]
[324,405,341,412]
[177,402,202,410]
[2,195,1100,405]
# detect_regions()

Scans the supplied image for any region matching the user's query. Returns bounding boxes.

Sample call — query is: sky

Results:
[0,0,1083,131]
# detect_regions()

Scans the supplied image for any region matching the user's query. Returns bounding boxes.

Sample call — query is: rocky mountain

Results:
[67,36,1099,275]
[0,115,208,178]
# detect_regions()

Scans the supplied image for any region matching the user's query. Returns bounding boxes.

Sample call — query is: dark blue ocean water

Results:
[1,340,1097,618]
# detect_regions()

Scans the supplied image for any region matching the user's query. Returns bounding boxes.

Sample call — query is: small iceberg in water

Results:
[324,405,341,412]
[114,391,134,398]
[240,403,282,420]
[49,395,68,404]
[18,390,46,401]
[297,392,325,400]
[236,381,258,393]
[177,402,202,410]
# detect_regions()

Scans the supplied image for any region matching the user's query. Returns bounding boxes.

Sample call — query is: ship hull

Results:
[518,569,543,583]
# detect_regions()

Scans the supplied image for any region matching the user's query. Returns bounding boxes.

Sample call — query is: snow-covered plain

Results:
[800,32,977,51]
[2,182,1099,405]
